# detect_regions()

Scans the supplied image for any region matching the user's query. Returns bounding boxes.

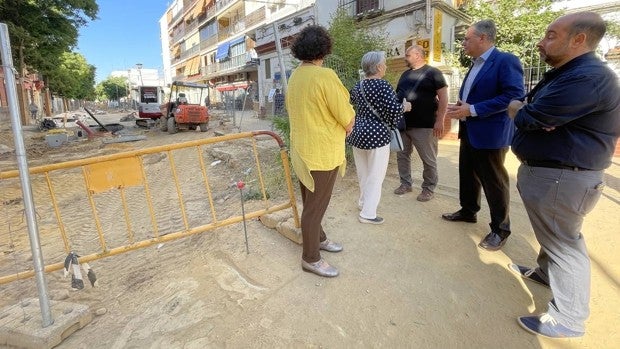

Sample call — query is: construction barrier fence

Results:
[0,131,299,285]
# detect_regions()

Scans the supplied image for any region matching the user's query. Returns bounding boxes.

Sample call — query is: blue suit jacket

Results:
[459,48,524,149]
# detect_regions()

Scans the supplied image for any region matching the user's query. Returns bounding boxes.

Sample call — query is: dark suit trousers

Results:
[299,168,338,263]
[458,127,511,237]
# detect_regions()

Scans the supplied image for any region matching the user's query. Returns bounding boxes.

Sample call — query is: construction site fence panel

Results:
[0,130,299,285]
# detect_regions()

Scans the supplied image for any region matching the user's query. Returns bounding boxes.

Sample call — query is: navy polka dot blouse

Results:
[346,79,404,150]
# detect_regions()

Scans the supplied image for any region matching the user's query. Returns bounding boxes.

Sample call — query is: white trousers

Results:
[353,144,390,219]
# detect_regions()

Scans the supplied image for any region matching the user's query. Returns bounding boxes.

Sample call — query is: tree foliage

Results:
[326,9,391,89]
[46,52,96,100]
[462,0,561,67]
[0,0,98,96]
[96,76,129,101]
[605,20,620,41]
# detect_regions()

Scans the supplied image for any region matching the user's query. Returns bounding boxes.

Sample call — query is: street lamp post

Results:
[136,63,143,86]
[127,69,132,109]
[136,63,143,109]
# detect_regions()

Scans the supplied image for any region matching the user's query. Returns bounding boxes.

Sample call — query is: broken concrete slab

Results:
[259,210,293,229]
[0,298,92,349]
[276,218,302,245]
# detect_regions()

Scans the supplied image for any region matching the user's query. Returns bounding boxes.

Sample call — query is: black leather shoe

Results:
[478,232,508,251]
[442,210,477,223]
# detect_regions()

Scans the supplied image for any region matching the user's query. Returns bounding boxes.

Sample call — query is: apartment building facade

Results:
[159,0,469,114]
[160,0,311,110]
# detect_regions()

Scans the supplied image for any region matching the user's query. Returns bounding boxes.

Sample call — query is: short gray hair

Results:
[361,51,386,76]
[406,45,425,56]
[473,20,497,43]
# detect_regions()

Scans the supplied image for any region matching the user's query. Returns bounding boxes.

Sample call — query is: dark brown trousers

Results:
[299,168,339,263]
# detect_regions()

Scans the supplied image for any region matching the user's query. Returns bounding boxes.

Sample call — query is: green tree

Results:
[605,20,620,41]
[462,0,561,66]
[326,9,391,89]
[96,76,129,101]
[0,0,98,90]
[46,52,96,100]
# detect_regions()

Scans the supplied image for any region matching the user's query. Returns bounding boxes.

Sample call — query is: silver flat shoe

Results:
[319,239,343,252]
[301,258,339,277]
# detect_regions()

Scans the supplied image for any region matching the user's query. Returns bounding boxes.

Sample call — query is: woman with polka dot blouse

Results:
[347,51,412,224]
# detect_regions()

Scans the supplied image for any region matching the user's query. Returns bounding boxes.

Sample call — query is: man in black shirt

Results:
[394,45,448,202]
[509,11,620,338]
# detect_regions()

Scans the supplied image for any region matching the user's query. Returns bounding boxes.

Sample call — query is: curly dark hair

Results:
[290,25,332,61]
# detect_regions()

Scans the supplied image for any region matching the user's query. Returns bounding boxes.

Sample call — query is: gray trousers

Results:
[517,164,604,332]
[396,128,438,191]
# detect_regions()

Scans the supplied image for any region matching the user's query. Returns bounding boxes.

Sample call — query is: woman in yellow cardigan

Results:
[285,25,355,277]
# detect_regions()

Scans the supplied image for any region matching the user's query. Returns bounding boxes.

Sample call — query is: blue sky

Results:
[77,0,170,82]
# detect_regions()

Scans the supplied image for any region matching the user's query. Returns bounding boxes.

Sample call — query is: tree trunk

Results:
[17,41,28,124]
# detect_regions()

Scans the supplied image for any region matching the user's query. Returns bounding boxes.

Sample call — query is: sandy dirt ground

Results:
[1,110,619,348]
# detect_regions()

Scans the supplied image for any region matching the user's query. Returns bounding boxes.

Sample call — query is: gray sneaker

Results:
[358,216,384,225]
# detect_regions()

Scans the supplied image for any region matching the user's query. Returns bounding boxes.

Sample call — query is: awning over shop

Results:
[215,41,231,60]
[215,82,249,92]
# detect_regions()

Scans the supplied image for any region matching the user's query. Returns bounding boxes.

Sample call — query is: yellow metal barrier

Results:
[0,131,299,285]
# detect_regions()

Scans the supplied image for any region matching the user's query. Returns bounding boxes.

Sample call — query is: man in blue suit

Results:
[443,20,524,251]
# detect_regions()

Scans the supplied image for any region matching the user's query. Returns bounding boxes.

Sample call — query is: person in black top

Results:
[508,11,620,339]
[394,45,448,202]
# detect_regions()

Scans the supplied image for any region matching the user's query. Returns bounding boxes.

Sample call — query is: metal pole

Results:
[0,23,53,327]
[272,22,288,93]
[236,181,250,254]
[425,0,432,31]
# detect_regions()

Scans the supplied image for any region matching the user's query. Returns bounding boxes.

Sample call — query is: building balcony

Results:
[216,0,236,12]
[169,0,201,27]
[338,0,385,18]
[200,35,219,51]
[171,27,186,45]
[169,1,265,65]
[180,45,200,60]
[172,73,186,81]
[206,5,216,19]
[245,6,266,29]
[198,53,257,79]
[203,64,217,75]
[185,18,199,34]
[218,25,233,42]
[218,53,247,71]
